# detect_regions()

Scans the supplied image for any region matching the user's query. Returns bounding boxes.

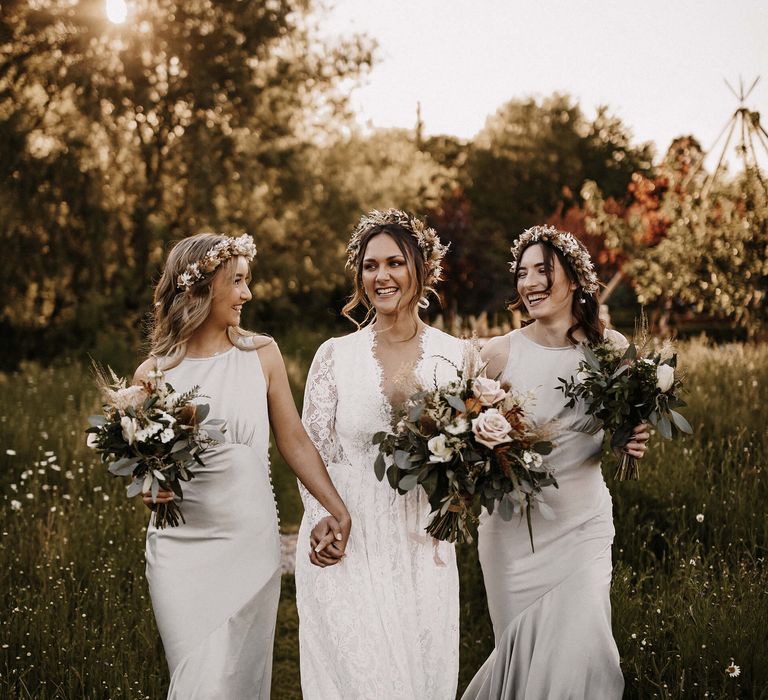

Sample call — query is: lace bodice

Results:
[299,325,465,526]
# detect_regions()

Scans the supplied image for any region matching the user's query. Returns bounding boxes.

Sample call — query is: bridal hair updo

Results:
[342,209,449,329]
[509,225,604,345]
[149,232,268,369]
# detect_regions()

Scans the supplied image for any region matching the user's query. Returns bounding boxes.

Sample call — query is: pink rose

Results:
[472,377,507,407]
[471,409,513,448]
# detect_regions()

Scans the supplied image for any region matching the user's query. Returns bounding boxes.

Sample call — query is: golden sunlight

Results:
[105,0,128,24]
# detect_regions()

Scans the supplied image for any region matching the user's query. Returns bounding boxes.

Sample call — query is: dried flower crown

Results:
[176,234,257,290]
[509,225,599,295]
[346,209,449,287]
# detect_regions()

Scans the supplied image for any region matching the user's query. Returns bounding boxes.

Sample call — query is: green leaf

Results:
[87,415,107,427]
[497,496,515,521]
[445,395,466,413]
[170,440,190,453]
[108,457,140,476]
[532,441,553,456]
[194,403,210,423]
[372,431,388,445]
[658,416,673,439]
[398,472,420,491]
[374,453,386,481]
[205,429,227,443]
[669,409,693,434]
[126,478,143,498]
[394,450,412,470]
[583,345,601,370]
[422,470,438,498]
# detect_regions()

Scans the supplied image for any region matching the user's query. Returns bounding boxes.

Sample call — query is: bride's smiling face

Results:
[361,233,416,316]
[516,243,577,321]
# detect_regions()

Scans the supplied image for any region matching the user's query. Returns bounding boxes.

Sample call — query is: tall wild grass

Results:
[0,339,765,698]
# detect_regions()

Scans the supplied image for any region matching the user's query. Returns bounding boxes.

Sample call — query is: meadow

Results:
[1,336,766,699]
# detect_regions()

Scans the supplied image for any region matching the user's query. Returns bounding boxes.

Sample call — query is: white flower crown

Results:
[176,234,257,291]
[509,225,599,295]
[346,209,449,288]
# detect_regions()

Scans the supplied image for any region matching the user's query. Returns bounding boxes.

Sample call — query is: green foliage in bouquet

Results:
[558,335,692,480]
[373,350,556,548]
[85,365,226,527]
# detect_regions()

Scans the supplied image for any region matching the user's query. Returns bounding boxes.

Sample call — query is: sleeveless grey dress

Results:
[145,345,281,699]
[463,329,625,700]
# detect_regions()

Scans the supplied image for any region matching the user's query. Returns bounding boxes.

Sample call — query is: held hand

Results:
[142,488,175,511]
[621,422,651,460]
[309,514,351,568]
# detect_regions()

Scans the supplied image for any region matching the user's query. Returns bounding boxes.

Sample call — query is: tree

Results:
[432,94,654,316]
[0,0,372,361]
[583,138,768,337]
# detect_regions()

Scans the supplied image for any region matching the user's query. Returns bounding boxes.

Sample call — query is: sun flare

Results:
[105,0,128,24]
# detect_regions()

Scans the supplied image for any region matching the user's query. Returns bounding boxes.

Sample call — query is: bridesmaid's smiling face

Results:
[209,255,252,328]
[362,233,416,318]
[516,244,577,321]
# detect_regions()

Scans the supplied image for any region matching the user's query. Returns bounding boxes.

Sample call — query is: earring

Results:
[578,290,586,304]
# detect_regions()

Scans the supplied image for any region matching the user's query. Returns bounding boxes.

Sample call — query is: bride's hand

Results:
[618,422,651,460]
[309,515,350,568]
[142,488,175,511]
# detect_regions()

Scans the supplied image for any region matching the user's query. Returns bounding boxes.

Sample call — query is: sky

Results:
[318,0,768,168]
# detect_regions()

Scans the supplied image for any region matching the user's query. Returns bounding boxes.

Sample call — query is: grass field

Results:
[1,337,766,699]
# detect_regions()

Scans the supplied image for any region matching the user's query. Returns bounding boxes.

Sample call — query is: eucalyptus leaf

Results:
[445,395,466,413]
[658,415,673,439]
[374,453,386,481]
[194,403,210,423]
[398,472,420,491]
[126,479,143,498]
[372,431,387,445]
[205,429,227,444]
[87,415,107,427]
[669,409,693,434]
[108,457,140,476]
[394,450,413,471]
[497,496,515,521]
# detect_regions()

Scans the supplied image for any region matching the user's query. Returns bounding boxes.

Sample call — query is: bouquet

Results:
[558,328,692,481]
[85,364,226,528]
[373,344,556,548]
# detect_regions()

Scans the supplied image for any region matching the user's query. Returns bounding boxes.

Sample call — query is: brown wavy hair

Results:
[509,240,604,345]
[148,233,269,369]
[341,223,431,334]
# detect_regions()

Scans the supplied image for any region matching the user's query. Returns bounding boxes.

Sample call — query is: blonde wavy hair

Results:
[149,233,270,369]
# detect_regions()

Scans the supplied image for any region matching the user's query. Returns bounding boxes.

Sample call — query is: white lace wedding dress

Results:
[295,325,464,700]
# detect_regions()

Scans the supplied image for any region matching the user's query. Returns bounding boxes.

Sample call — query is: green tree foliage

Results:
[239,128,458,328]
[0,0,372,360]
[583,141,768,336]
[437,94,654,315]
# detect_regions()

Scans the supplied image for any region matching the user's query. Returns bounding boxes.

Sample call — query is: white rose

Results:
[523,450,543,468]
[471,408,513,448]
[427,435,454,463]
[120,416,137,445]
[444,417,470,435]
[656,364,675,392]
[472,377,507,406]
[159,428,175,444]
[86,432,99,449]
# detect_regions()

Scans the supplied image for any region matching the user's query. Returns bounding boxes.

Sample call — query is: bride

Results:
[294,209,464,699]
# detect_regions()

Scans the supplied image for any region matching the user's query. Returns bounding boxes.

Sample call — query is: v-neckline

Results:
[367,324,430,423]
